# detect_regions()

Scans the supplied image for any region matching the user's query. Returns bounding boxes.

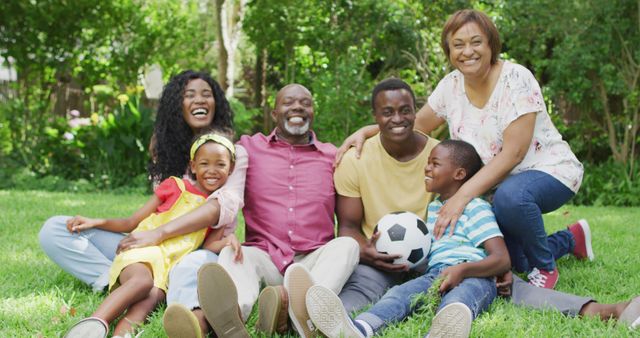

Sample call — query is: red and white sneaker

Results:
[528,267,559,289]
[568,219,594,261]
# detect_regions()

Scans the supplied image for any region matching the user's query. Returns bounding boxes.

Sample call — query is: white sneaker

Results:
[305,285,365,338]
[428,302,472,338]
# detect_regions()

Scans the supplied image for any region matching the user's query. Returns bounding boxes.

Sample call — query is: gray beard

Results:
[284,120,310,135]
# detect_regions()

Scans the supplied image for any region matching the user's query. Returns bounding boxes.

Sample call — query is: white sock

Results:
[355,319,374,338]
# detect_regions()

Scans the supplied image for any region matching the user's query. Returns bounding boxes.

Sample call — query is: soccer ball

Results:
[374,211,432,270]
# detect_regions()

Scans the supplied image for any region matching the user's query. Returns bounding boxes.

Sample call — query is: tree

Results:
[500,0,640,178]
[214,0,248,97]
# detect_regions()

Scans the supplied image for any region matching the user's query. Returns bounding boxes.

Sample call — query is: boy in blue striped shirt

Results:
[305,140,511,338]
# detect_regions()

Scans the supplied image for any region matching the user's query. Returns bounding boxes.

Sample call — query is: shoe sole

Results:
[429,302,472,338]
[284,264,316,338]
[197,263,249,338]
[578,219,595,261]
[256,286,288,335]
[64,317,108,338]
[163,303,202,338]
[620,296,640,329]
[306,285,363,338]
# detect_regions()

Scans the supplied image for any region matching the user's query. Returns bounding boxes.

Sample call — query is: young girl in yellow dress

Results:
[63,132,241,338]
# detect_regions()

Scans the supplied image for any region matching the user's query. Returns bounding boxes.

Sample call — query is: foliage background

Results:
[0,0,638,205]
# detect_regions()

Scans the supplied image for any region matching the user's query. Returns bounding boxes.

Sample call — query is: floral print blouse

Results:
[428,61,583,193]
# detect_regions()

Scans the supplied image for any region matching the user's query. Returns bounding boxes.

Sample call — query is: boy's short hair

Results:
[371,78,416,111]
[438,139,483,181]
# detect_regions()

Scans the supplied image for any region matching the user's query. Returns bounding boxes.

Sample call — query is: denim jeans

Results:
[493,170,575,272]
[39,216,124,291]
[356,266,496,333]
[166,249,219,309]
[39,215,218,307]
[339,264,406,313]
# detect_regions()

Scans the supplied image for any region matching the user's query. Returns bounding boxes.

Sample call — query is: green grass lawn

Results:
[1,189,639,337]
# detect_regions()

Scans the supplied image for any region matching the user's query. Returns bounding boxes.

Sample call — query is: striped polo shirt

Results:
[426,197,503,270]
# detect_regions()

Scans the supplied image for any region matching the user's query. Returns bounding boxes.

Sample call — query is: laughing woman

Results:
[39,70,248,334]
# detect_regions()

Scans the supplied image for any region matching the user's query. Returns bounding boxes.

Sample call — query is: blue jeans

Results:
[39,216,217,308]
[355,266,496,333]
[166,249,219,309]
[493,170,575,272]
[39,216,124,291]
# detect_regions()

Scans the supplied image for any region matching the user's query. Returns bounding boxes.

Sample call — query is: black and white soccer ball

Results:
[374,211,432,270]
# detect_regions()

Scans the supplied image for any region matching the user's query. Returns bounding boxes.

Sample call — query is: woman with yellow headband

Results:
[62,132,241,338]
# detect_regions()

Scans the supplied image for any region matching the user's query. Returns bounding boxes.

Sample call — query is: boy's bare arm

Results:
[439,236,511,292]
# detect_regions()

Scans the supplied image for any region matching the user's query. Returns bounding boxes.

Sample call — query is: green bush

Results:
[0,93,153,192]
[572,160,640,206]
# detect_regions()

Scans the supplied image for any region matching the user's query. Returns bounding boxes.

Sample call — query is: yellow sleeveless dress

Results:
[108,177,208,291]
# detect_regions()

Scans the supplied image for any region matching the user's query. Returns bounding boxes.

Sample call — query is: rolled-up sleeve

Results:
[207,145,248,235]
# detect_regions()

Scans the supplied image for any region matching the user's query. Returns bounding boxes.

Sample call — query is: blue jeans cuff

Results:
[355,312,386,333]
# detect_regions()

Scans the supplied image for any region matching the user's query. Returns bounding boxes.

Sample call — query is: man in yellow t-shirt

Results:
[334,78,439,312]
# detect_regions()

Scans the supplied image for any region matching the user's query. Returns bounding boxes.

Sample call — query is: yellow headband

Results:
[190,133,236,161]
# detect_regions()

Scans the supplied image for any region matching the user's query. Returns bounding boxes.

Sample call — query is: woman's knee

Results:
[39,215,70,252]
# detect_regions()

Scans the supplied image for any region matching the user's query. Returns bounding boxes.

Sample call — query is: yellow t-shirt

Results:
[334,132,439,238]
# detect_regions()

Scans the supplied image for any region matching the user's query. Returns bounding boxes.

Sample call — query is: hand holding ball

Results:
[374,211,432,270]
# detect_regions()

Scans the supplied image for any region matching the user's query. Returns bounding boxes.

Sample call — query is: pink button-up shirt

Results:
[238,130,336,273]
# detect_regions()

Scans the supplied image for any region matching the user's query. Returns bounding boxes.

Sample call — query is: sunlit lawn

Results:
[1,189,639,337]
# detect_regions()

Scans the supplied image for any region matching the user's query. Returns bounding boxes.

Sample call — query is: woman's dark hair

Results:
[148,70,234,182]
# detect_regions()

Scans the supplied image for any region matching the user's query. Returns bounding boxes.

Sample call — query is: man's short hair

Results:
[371,78,416,111]
[438,139,483,181]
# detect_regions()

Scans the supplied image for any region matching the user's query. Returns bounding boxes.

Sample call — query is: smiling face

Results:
[271,84,314,144]
[424,145,465,200]
[373,88,416,144]
[182,78,216,132]
[189,142,232,195]
[448,22,493,78]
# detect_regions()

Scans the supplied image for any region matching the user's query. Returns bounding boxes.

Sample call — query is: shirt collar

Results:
[267,128,318,148]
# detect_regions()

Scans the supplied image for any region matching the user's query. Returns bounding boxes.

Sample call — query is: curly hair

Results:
[148,70,234,183]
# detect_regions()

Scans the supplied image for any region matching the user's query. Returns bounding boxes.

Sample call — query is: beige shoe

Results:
[163,303,202,338]
[620,296,640,329]
[284,263,319,338]
[256,285,289,335]
[306,285,364,338]
[197,263,249,338]
[63,317,108,338]
[428,302,472,338]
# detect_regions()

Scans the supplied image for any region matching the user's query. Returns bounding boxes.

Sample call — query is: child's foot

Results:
[619,296,640,329]
[256,285,289,335]
[197,263,250,338]
[163,303,202,338]
[306,285,365,338]
[427,302,472,338]
[63,317,108,338]
[527,267,559,289]
[284,263,318,338]
[568,219,594,261]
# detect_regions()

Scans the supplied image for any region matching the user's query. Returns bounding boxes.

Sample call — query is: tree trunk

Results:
[254,47,271,133]
[217,0,247,98]
[214,0,228,91]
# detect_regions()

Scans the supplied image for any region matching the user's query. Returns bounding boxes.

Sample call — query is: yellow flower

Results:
[117,94,129,105]
[90,113,99,125]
